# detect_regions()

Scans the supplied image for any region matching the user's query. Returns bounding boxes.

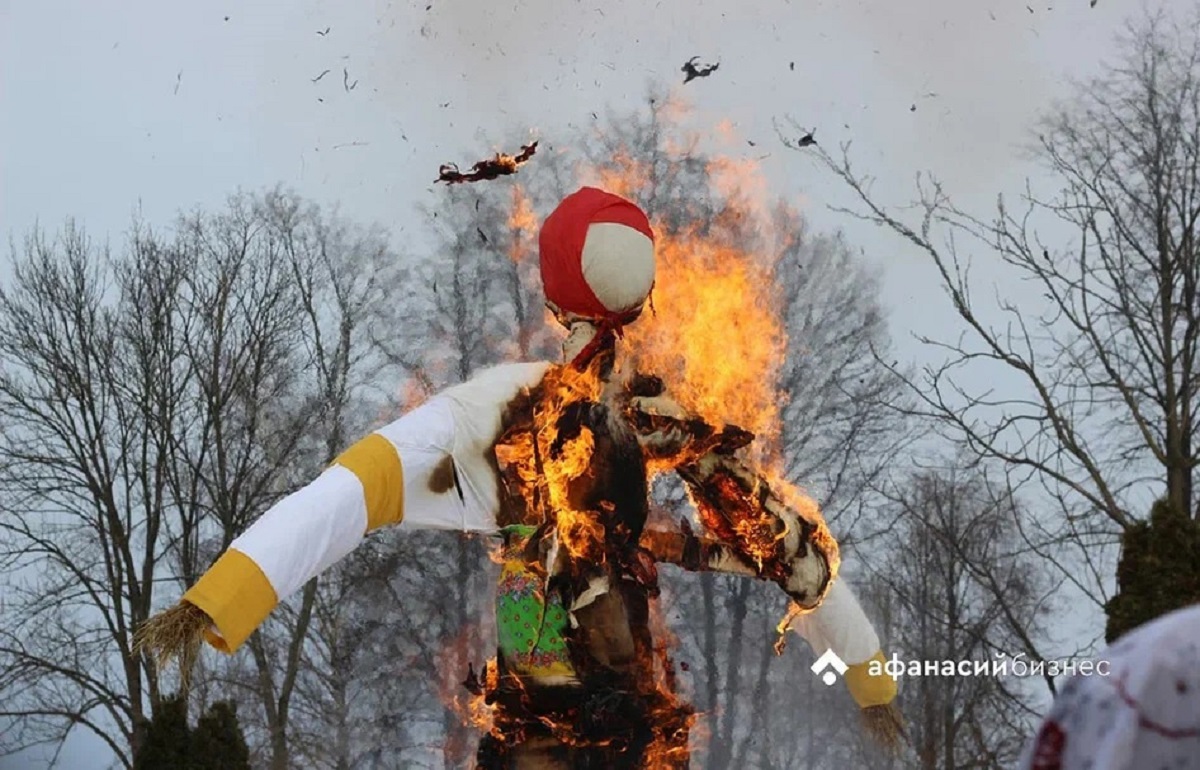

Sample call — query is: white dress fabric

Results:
[1017,604,1200,770]
[387,360,551,532]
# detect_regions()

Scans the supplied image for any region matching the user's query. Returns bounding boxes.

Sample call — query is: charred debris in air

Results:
[306,25,358,99]
[681,55,719,83]
[436,142,539,184]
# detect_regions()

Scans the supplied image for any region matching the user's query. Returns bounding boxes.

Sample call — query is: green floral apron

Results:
[495,525,576,680]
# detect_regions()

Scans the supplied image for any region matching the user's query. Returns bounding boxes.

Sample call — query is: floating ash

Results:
[681,56,719,84]
[437,141,539,184]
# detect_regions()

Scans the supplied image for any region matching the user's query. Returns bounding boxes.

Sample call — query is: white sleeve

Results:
[389,360,550,531]
[789,577,881,666]
[184,360,550,653]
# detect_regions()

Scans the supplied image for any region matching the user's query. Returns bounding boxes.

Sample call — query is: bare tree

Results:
[257,190,402,770]
[0,216,282,765]
[0,219,255,765]
[0,190,400,768]
[798,10,1200,626]
[863,465,1054,769]
[181,190,400,770]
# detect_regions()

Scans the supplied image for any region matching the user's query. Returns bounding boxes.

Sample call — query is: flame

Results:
[577,118,841,626]
[436,627,500,762]
[507,186,539,250]
[627,232,786,450]
[494,361,608,561]
[574,144,792,461]
[397,375,430,411]
[644,592,703,765]
[448,657,502,738]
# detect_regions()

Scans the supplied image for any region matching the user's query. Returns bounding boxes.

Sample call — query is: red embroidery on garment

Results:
[1113,671,1200,739]
[1029,721,1065,770]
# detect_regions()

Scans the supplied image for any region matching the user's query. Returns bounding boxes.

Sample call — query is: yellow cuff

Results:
[845,650,897,708]
[182,548,278,654]
[334,432,405,531]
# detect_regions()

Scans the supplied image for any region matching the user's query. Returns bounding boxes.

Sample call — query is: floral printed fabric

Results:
[1018,604,1200,770]
[495,528,576,680]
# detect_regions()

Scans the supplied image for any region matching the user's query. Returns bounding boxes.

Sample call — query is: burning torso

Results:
[473,350,838,769]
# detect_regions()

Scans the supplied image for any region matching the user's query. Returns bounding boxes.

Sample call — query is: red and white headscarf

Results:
[538,187,656,347]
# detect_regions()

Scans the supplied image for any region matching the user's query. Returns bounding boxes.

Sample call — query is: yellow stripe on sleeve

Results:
[333,432,405,531]
[182,548,278,654]
[845,650,898,708]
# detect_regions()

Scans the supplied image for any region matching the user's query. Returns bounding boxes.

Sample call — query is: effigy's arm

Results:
[137,362,550,667]
[625,377,835,608]
[787,577,903,747]
[642,525,896,701]
[628,381,903,749]
[640,520,902,747]
[639,519,774,581]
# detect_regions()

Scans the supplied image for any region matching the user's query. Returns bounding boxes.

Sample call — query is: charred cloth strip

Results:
[625,373,754,466]
[681,56,719,83]
[437,141,538,184]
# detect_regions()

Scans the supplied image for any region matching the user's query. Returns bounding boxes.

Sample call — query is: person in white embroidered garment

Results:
[1018,604,1200,770]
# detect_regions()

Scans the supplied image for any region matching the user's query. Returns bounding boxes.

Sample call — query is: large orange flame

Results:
[570,116,840,617]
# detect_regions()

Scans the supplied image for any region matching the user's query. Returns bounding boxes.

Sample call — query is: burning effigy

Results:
[138,187,901,768]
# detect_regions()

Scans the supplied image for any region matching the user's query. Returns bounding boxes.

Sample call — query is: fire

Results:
[577,132,839,581]
[506,186,539,249]
[397,375,430,411]
[494,360,609,562]
[572,138,792,466]
[625,232,786,451]
[576,126,840,589]
[449,658,503,745]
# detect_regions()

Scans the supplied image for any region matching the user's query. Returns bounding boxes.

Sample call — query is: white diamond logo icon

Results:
[811,650,848,686]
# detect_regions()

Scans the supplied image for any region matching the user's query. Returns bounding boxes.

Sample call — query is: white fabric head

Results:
[579,222,656,313]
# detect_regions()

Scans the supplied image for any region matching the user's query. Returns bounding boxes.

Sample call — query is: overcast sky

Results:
[0,0,1139,339]
[0,0,1156,767]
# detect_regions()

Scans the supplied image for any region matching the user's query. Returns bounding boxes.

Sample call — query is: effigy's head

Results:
[538,187,656,341]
